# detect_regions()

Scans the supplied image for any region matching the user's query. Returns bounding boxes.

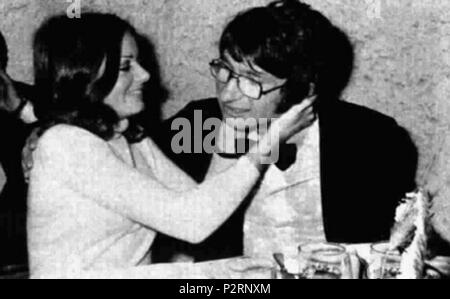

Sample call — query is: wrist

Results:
[246,142,277,172]
[245,153,269,173]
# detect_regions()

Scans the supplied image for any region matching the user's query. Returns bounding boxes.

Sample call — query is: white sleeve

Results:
[135,138,198,191]
[33,125,260,244]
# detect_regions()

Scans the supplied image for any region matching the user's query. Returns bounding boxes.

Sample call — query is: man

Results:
[151,0,418,262]
[0,30,35,270]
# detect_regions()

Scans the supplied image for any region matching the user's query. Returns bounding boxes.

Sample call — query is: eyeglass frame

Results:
[209,59,286,100]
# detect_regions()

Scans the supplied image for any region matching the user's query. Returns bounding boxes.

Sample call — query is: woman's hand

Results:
[272,95,317,143]
[22,128,41,183]
[248,96,317,169]
[0,70,23,114]
[425,256,450,278]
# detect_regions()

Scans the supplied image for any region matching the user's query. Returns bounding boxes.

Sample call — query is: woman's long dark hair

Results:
[33,13,146,141]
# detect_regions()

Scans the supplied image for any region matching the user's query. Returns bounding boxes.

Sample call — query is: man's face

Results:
[216,52,286,132]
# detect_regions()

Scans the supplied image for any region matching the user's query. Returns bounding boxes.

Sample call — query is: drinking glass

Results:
[368,242,402,279]
[298,242,352,279]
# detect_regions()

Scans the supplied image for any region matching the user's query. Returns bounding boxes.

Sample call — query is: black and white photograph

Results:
[0,0,449,281]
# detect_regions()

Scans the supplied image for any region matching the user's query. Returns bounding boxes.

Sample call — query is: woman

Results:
[26,13,315,278]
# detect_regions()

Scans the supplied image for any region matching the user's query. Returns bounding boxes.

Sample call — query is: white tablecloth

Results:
[33,257,274,279]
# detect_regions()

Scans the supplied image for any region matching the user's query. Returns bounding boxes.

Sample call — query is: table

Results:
[25,244,450,279]
[66,244,372,279]
[32,257,274,279]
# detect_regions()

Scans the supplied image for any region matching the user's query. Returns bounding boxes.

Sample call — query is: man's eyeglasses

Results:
[209,59,285,100]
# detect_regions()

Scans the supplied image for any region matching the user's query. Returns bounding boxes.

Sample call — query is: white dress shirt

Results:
[207,120,325,259]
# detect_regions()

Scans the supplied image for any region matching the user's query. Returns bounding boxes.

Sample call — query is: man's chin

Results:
[223,117,263,133]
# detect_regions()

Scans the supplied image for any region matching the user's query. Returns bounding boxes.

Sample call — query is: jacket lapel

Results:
[318,100,346,242]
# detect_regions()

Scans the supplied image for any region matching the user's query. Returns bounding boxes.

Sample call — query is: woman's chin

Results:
[122,100,145,117]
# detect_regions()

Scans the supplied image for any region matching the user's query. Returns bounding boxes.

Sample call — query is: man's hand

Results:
[0,69,22,113]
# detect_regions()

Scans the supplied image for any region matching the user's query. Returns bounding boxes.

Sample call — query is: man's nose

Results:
[219,77,242,103]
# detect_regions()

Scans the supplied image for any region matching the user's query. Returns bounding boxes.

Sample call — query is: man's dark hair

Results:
[33,12,146,141]
[0,31,8,70]
[219,0,354,112]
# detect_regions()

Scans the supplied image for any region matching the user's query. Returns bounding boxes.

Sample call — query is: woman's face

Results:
[104,33,150,119]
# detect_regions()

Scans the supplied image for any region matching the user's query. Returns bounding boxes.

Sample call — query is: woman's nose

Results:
[135,62,151,83]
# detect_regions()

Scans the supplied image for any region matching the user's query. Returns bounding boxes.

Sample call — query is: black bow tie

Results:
[217,139,297,171]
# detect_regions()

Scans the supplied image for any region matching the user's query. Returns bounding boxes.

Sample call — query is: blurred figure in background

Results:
[0,30,35,272]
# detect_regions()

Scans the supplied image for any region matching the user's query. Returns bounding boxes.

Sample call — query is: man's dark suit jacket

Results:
[151,98,418,262]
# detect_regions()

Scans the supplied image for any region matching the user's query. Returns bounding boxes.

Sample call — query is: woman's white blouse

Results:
[27,125,259,278]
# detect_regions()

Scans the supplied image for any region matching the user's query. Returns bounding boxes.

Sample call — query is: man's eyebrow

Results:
[121,54,135,59]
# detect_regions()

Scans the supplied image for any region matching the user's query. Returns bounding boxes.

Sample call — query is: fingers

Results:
[426,257,450,274]
[21,129,41,183]
[289,99,317,130]
[29,139,38,150]
[278,96,316,126]
[288,95,317,114]
[304,94,317,107]
[280,96,317,127]
[308,82,316,98]
[21,153,33,184]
